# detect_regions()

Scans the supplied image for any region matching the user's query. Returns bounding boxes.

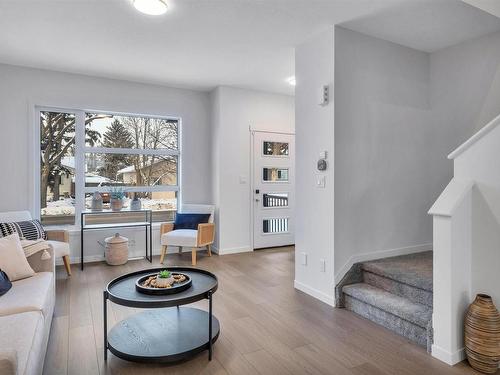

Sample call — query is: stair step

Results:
[361,251,433,292]
[363,270,433,307]
[342,283,432,328]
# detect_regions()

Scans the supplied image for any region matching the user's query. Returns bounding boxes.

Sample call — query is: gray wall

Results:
[0,63,213,211]
[430,29,500,177]
[333,27,500,280]
[0,63,212,261]
[295,28,336,304]
[334,27,433,278]
[211,86,294,254]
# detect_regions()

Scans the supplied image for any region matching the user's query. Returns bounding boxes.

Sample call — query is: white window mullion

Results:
[83,185,179,194]
[177,117,182,211]
[84,147,179,156]
[31,108,42,219]
[74,111,86,226]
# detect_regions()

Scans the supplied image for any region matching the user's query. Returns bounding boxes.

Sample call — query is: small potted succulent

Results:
[156,270,174,287]
[110,187,125,211]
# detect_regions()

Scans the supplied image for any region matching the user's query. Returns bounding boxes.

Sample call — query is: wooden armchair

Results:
[46,229,71,276]
[159,204,215,266]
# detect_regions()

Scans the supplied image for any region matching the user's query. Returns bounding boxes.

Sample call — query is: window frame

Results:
[34,106,182,226]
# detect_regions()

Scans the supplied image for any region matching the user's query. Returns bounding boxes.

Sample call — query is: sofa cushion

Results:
[46,240,70,258]
[0,234,35,281]
[0,272,54,318]
[0,219,47,241]
[0,311,44,375]
[161,229,197,247]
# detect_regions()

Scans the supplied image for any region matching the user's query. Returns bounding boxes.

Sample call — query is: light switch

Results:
[301,252,308,266]
[239,175,247,184]
[318,85,329,106]
[317,176,326,188]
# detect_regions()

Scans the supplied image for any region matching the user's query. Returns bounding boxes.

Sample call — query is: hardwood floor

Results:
[44,247,481,375]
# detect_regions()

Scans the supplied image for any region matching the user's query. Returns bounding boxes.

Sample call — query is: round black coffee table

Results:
[103,267,219,363]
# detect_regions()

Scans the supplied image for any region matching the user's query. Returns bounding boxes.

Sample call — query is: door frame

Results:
[250,128,295,251]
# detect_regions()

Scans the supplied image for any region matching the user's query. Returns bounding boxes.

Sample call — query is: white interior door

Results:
[253,131,295,249]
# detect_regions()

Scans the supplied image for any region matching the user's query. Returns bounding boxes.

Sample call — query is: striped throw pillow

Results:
[0,220,47,241]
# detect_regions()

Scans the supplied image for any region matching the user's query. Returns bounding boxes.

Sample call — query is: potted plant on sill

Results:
[156,270,174,287]
[130,193,142,210]
[110,187,125,211]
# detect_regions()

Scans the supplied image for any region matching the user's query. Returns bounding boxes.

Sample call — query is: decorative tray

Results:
[135,271,192,295]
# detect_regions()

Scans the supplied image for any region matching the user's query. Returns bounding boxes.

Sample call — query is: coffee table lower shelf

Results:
[106,307,220,363]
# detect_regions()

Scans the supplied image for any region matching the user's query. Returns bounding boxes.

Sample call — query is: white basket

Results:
[104,233,129,266]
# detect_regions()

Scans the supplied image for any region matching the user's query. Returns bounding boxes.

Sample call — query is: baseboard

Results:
[334,243,433,284]
[431,344,465,365]
[59,245,218,265]
[216,246,253,255]
[294,280,336,307]
[59,249,164,265]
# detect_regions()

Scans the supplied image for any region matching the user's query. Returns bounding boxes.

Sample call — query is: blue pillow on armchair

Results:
[174,213,210,230]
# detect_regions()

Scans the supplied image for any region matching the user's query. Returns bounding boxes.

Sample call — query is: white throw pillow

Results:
[0,233,35,281]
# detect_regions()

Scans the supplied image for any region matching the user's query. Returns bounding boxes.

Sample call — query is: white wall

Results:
[211,86,294,254]
[429,115,500,365]
[294,26,500,308]
[454,119,500,306]
[334,27,433,281]
[429,29,500,185]
[294,28,336,305]
[0,63,212,262]
[210,88,222,250]
[428,33,500,364]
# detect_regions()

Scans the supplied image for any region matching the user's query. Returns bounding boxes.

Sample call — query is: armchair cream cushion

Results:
[161,229,197,247]
[0,234,34,281]
[46,240,70,258]
[159,204,215,266]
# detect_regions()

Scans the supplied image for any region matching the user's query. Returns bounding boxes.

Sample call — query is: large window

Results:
[39,109,180,225]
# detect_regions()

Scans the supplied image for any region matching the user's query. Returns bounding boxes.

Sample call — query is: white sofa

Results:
[0,226,55,374]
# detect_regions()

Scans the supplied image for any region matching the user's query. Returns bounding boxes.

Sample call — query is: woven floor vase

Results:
[465,294,500,373]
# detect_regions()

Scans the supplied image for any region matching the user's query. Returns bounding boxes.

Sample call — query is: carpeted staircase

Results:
[336,252,433,351]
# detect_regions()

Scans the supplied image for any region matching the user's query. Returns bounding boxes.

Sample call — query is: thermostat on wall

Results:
[317,150,328,171]
[317,159,327,171]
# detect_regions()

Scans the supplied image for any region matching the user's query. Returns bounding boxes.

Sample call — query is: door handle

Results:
[255,198,260,202]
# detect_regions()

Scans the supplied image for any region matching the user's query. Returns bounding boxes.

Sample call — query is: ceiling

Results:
[462,0,500,19]
[341,0,500,52]
[0,0,499,95]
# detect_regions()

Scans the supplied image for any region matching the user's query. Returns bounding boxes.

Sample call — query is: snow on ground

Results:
[41,197,176,216]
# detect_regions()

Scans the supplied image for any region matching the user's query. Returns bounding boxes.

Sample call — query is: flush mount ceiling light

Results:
[133,0,168,15]
[286,76,296,86]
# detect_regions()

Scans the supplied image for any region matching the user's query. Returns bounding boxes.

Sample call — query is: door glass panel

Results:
[263,168,288,182]
[263,141,289,156]
[263,193,289,207]
[263,218,289,233]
